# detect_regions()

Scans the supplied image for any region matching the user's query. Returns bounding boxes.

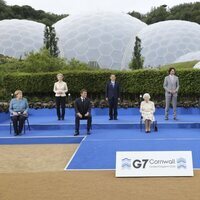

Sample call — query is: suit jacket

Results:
[163,75,180,95]
[105,81,120,99]
[74,97,91,115]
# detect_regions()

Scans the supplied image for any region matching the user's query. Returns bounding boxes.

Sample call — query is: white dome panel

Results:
[137,20,200,67]
[0,19,45,58]
[193,61,200,69]
[174,51,200,63]
[54,12,147,70]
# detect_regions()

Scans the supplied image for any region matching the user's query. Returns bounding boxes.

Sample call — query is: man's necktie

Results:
[82,98,85,112]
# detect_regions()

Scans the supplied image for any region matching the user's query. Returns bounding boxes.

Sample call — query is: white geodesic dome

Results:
[54,12,147,70]
[193,61,200,69]
[174,51,200,63]
[137,20,200,68]
[0,19,45,58]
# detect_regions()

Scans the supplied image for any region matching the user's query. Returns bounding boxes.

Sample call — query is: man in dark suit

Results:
[74,89,92,136]
[105,74,120,120]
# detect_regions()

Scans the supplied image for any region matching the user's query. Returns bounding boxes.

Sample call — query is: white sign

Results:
[116,151,193,177]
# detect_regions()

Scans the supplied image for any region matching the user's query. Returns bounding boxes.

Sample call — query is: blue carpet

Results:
[0,108,200,169]
[1,108,200,125]
[66,128,200,170]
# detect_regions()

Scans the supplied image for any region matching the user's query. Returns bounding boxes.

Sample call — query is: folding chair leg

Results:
[10,122,12,134]
[24,123,26,134]
[140,120,143,132]
[27,119,31,131]
[152,121,158,132]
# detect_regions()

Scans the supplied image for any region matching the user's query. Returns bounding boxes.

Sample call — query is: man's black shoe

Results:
[114,118,118,120]
[109,118,113,120]
[87,130,91,135]
[74,131,79,136]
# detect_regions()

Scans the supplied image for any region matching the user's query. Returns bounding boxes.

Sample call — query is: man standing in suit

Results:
[74,89,92,136]
[105,74,120,120]
[163,67,180,120]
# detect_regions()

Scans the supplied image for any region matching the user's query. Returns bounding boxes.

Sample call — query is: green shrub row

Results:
[0,49,98,73]
[1,69,200,100]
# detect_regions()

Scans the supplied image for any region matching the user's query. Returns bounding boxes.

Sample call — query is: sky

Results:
[5,0,199,15]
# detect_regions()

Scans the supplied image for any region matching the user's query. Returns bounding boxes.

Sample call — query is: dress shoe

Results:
[165,117,168,120]
[58,118,61,120]
[14,130,19,136]
[18,132,22,136]
[114,118,118,120]
[87,130,91,135]
[145,130,151,133]
[173,117,177,120]
[74,131,79,136]
[109,118,113,120]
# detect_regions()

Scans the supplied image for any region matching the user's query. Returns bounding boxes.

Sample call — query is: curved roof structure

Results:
[174,51,200,63]
[54,12,147,70]
[193,61,200,69]
[137,20,200,67]
[0,19,45,58]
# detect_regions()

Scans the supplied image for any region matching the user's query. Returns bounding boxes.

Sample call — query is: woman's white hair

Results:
[57,73,64,78]
[143,93,151,99]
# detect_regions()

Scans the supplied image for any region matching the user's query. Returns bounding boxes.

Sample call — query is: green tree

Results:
[44,25,60,57]
[128,10,145,21]
[0,0,6,5]
[145,5,169,24]
[129,2,200,25]
[129,36,144,70]
[0,1,68,25]
[0,49,93,73]
[168,3,200,24]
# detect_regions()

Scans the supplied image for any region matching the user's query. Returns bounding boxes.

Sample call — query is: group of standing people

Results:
[9,67,179,136]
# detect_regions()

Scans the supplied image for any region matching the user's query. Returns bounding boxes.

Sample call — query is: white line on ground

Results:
[85,138,200,142]
[64,136,87,170]
[65,168,200,171]
[0,136,84,139]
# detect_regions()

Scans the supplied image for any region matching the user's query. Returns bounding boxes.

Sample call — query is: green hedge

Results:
[1,69,200,100]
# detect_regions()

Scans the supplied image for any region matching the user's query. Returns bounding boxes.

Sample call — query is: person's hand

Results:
[85,112,89,117]
[58,91,63,95]
[172,90,176,94]
[13,112,18,116]
[77,113,82,118]
[106,98,108,101]
[118,98,120,101]
[23,111,27,115]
